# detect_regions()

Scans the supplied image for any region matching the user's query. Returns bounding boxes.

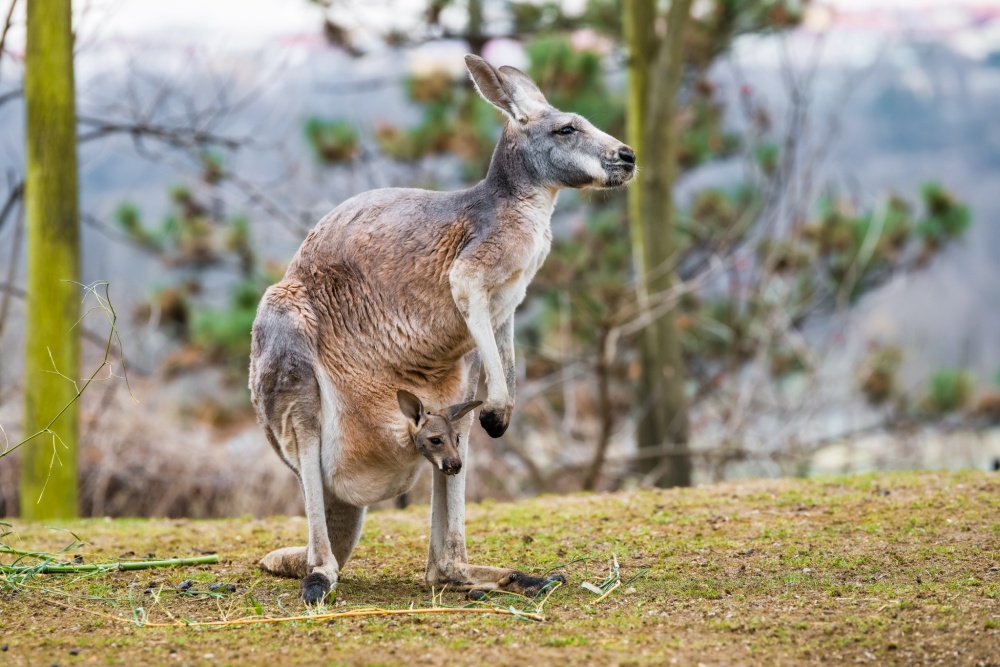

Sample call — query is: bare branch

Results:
[0,178,22,236]
[0,87,20,109]
[0,0,17,80]
[76,116,244,150]
[0,192,21,336]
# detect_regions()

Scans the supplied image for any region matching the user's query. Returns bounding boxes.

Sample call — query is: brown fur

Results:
[249,55,634,603]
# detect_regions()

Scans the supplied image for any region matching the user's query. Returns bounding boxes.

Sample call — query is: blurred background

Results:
[1,0,999,518]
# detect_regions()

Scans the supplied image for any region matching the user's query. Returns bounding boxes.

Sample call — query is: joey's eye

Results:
[429,437,442,445]
[556,125,575,135]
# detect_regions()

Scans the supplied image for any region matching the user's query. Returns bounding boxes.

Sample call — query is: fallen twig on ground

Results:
[50,598,545,626]
[0,554,218,574]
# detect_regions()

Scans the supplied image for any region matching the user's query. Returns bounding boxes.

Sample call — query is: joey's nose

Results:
[442,458,462,475]
[618,146,636,165]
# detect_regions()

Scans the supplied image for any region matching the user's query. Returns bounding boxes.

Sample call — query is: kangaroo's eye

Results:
[429,437,443,445]
[556,125,575,135]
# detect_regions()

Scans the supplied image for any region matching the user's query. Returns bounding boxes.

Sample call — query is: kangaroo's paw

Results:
[479,405,512,438]
[299,572,334,605]
[429,564,566,599]
[494,570,567,597]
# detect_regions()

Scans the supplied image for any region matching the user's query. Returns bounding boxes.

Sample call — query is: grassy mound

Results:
[1,470,998,666]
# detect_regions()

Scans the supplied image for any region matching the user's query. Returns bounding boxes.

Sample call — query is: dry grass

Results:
[1,470,998,666]
[0,378,304,518]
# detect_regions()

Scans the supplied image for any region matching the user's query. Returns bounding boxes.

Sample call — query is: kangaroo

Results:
[249,54,636,604]
[397,389,481,476]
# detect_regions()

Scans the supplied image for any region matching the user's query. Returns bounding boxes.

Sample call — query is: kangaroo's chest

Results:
[487,205,554,322]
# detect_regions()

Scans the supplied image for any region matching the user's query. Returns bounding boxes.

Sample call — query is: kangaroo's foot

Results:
[299,571,334,605]
[259,546,309,579]
[428,564,566,598]
[260,547,337,605]
[479,404,512,438]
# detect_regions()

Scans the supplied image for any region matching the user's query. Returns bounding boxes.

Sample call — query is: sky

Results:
[4,0,1000,53]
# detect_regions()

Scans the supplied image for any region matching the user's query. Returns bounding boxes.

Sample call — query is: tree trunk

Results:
[466,0,486,56]
[623,0,693,488]
[582,324,613,492]
[21,0,80,519]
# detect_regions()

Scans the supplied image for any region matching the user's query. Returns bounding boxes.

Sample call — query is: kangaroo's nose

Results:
[442,458,462,475]
[618,146,636,165]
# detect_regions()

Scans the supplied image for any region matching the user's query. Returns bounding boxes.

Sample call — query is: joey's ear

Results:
[465,55,546,124]
[446,400,483,423]
[397,390,425,427]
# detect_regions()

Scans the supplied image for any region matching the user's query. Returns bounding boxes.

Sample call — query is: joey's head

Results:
[465,54,636,191]
[397,390,482,476]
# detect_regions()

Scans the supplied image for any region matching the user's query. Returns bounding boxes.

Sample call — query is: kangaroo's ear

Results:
[465,55,547,125]
[446,400,483,423]
[397,390,425,427]
[497,65,547,106]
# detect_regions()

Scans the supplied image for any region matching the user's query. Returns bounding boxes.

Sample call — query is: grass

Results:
[1,470,998,666]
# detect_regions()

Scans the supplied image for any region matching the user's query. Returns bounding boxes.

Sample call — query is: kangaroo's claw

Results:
[299,572,332,605]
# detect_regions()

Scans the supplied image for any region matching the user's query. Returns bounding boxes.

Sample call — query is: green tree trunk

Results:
[624,0,693,488]
[21,0,80,519]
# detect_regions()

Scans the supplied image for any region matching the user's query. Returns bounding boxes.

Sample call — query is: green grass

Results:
[1,470,998,666]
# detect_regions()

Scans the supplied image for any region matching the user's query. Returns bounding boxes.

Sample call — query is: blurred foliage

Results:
[525,36,620,129]
[510,1,578,35]
[915,182,971,254]
[858,344,904,406]
[531,206,633,343]
[510,0,622,37]
[304,117,359,164]
[112,154,281,376]
[374,70,498,179]
[677,79,741,169]
[922,369,974,415]
[110,0,979,465]
[191,277,276,365]
[296,0,969,460]
[495,2,972,459]
[685,0,808,70]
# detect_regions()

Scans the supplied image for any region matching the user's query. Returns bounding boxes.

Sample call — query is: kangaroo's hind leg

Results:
[325,494,366,567]
[251,320,339,604]
[259,498,366,582]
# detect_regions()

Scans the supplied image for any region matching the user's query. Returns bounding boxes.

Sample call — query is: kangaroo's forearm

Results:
[495,315,517,403]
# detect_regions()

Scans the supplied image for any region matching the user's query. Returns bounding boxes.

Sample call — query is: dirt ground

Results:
[1,470,998,666]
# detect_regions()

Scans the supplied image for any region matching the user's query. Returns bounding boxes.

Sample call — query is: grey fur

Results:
[250,55,635,600]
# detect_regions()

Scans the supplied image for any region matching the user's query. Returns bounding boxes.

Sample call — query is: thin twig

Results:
[0,179,23,236]
[76,116,244,149]
[591,580,621,605]
[0,0,18,81]
[49,599,545,627]
[0,282,133,459]
[0,193,22,336]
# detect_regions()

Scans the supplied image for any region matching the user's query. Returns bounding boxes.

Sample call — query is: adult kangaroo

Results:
[249,55,636,604]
